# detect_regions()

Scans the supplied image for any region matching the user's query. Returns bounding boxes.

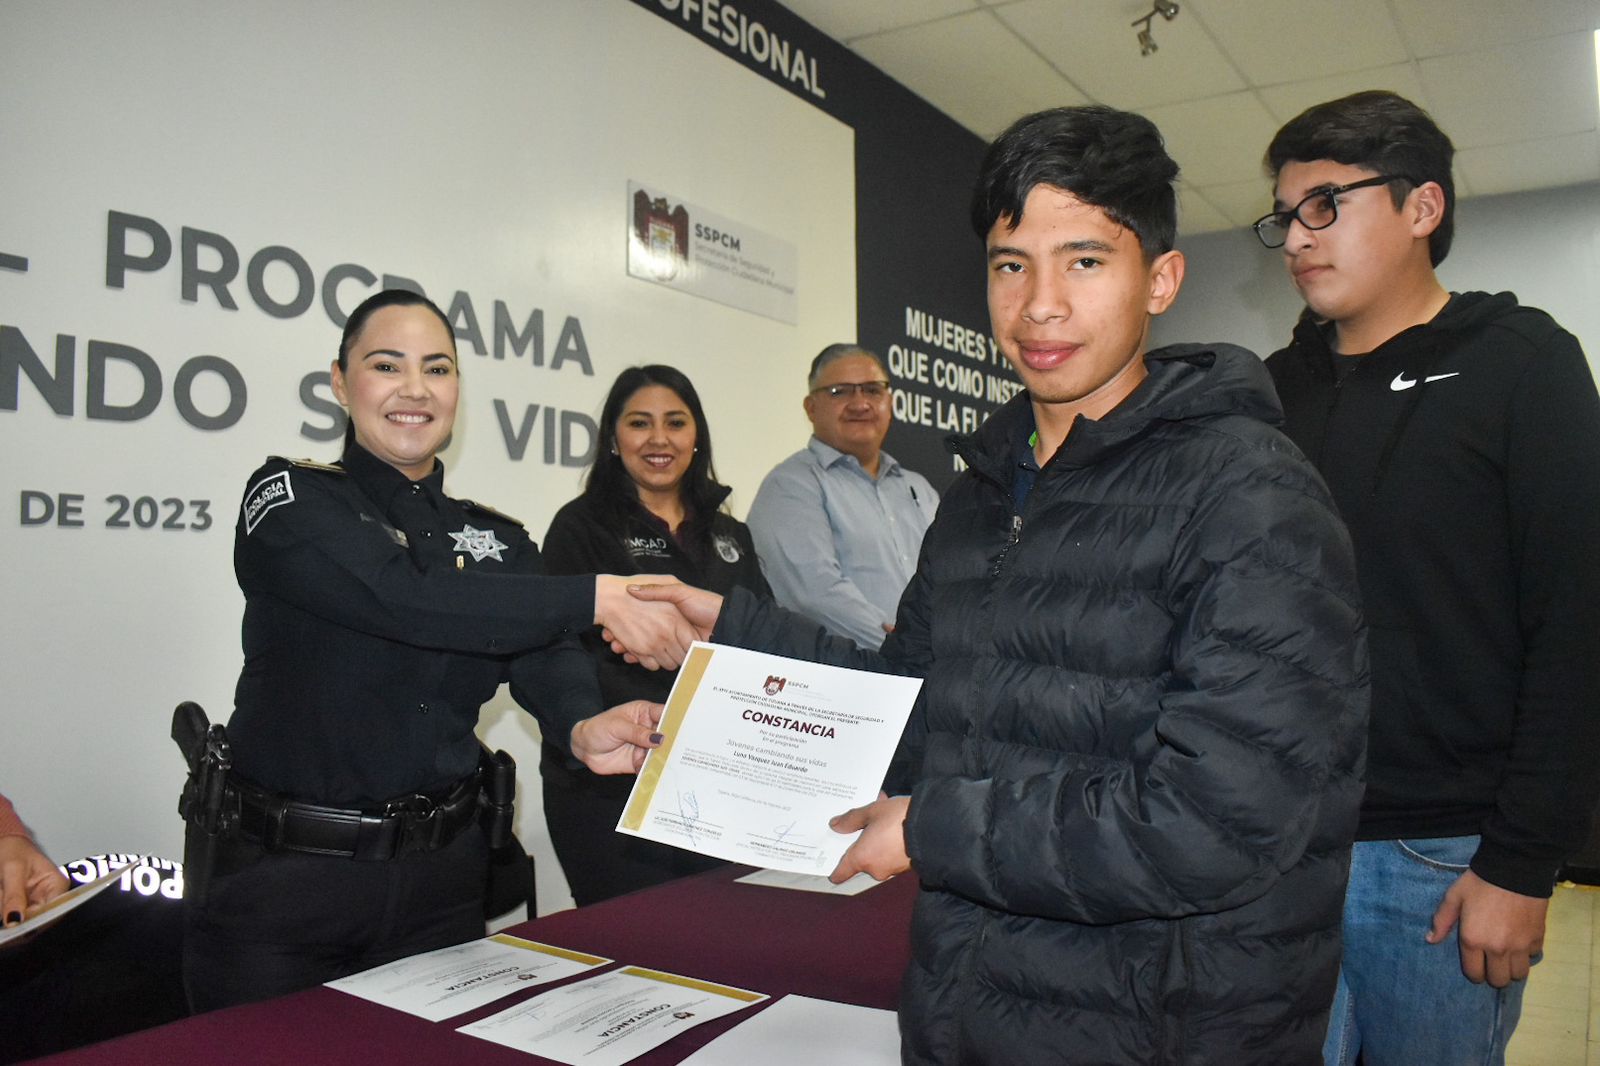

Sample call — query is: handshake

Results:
[591,575,725,672]
[568,576,725,777]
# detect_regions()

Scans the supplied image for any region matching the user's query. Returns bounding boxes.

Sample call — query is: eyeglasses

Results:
[810,380,890,400]
[1251,175,1404,249]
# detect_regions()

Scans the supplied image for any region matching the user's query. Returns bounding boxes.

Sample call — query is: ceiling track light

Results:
[1132,1,1179,57]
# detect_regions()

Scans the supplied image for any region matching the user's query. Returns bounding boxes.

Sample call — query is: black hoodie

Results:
[1267,291,1600,896]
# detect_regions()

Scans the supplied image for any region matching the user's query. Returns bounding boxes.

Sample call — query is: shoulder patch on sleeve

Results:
[458,498,525,528]
[243,470,296,534]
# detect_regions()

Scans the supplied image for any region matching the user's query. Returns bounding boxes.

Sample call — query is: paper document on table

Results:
[679,994,899,1065]
[617,643,921,876]
[326,934,610,1021]
[734,868,883,895]
[458,965,766,1066]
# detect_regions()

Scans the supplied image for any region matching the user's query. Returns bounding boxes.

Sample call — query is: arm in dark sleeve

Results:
[904,450,1369,923]
[508,638,603,759]
[714,557,935,793]
[1474,333,1600,896]
[520,500,626,760]
[713,586,893,673]
[235,463,592,655]
[880,554,935,794]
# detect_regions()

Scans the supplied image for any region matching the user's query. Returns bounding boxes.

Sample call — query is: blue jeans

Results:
[1323,836,1532,1066]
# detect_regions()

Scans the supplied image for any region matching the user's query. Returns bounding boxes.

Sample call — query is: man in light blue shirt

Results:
[747,344,939,649]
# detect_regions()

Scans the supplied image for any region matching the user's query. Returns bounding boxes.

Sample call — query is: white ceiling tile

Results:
[1175,186,1234,235]
[851,11,1090,139]
[778,0,980,43]
[1257,63,1435,124]
[798,0,1598,206]
[1195,176,1279,228]
[1184,0,1408,86]
[1419,32,1600,149]
[1456,131,1600,195]
[1391,0,1600,57]
[1140,91,1283,186]
[992,0,1246,110]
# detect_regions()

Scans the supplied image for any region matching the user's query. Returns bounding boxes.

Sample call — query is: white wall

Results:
[1156,181,1600,373]
[0,0,856,913]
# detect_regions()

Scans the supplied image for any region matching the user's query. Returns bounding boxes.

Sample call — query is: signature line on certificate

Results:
[677,790,701,846]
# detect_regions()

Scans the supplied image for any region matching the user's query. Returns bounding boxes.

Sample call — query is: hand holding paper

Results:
[570,700,665,774]
[0,834,67,926]
[617,643,921,876]
[828,792,911,884]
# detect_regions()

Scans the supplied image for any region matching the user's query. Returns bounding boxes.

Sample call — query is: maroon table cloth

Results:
[33,867,916,1064]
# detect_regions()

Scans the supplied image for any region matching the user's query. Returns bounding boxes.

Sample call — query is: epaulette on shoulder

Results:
[273,456,346,474]
[459,498,525,528]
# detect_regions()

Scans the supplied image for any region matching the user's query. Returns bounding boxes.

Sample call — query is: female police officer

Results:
[182,289,695,1011]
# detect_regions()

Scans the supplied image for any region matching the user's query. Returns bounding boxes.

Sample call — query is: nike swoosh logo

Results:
[1390,371,1461,391]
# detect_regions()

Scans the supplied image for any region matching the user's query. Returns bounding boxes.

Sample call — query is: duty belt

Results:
[231,771,480,861]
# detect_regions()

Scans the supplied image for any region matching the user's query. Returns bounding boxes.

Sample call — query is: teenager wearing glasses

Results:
[746,344,939,650]
[1259,91,1600,1066]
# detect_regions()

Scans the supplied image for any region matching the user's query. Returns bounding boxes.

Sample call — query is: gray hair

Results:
[807,343,888,389]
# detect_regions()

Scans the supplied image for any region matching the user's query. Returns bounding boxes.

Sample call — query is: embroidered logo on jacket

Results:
[449,525,508,562]
[624,535,671,560]
[242,471,294,534]
[714,535,741,563]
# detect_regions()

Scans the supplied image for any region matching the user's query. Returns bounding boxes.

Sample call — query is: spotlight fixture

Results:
[1132,1,1179,57]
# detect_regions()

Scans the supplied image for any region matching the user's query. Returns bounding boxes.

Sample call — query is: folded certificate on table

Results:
[678,994,899,1065]
[326,934,610,1021]
[733,868,883,896]
[618,642,922,876]
[458,965,766,1066]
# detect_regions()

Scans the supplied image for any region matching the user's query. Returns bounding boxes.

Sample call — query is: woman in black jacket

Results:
[541,365,771,905]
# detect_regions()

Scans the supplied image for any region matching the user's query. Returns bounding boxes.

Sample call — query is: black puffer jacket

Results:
[717,344,1368,1064]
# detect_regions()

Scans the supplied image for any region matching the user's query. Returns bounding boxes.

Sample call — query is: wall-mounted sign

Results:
[627,181,798,324]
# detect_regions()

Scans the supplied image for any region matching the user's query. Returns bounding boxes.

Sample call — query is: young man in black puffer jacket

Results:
[633,106,1369,1064]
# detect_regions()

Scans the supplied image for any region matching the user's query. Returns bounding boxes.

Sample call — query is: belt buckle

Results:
[385,793,437,819]
[385,793,438,856]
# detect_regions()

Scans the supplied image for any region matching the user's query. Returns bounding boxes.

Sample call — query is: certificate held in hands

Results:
[618,643,922,876]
